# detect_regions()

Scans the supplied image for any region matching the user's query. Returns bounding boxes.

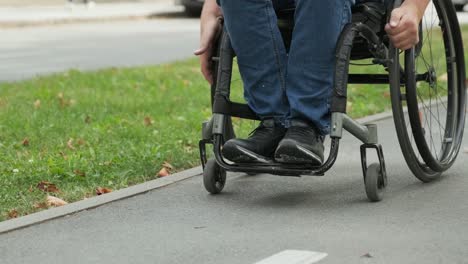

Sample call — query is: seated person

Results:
[195,0,427,164]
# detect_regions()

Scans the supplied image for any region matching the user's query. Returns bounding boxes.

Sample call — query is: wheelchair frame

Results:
[199,0,466,201]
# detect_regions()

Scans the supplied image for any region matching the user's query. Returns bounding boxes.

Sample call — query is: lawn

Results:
[1,26,467,221]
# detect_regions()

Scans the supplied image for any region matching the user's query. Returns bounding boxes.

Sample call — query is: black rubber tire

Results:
[404,0,466,173]
[203,159,226,194]
[365,163,385,202]
[389,0,465,182]
[454,4,465,11]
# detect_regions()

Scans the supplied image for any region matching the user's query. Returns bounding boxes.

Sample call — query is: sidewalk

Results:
[0,0,183,27]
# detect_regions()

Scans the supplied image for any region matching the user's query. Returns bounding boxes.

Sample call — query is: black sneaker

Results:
[274,120,324,165]
[222,119,286,163]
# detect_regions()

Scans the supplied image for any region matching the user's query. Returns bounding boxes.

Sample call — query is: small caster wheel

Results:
[364,163,385,202]
[203,159,226,194]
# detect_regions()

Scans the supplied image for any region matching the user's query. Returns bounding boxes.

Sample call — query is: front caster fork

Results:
[360,143,388,188]
[199,139,211,170]
[199,115,236,170]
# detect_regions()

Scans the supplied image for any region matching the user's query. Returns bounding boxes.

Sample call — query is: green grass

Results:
[1,26,467,221]
[0,62,216,220]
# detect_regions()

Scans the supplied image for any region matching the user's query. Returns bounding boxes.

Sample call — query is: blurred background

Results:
[0,0,466,82]
[0,0,202,81]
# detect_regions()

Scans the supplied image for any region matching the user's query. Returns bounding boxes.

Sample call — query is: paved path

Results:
[1,114,467,263]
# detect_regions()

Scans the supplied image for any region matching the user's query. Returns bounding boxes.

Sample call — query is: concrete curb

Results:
[0,166,202,235]
[0,109,396,235]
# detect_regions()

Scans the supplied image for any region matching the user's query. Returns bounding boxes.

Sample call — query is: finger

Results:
[196,20,220,55]
[385,17,409,36]
[202,67,214,85]
[390,37,411,50]
[200,54,214,84]
[398,40,415,51]
[389,23,418,47]
[195,34,212,55]
[393,37,415,50]
[389,7,405,28]
[389,30,412,45]
[194,46,208,56]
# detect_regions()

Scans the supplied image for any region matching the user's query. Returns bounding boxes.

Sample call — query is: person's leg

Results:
[219,0,292,163]
[286,0,354,134]
[275,0,354,164]
[219,0,290,125]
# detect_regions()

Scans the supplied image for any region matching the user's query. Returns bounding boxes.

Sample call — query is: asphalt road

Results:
[1,114,467,264]
[0,17,199,82]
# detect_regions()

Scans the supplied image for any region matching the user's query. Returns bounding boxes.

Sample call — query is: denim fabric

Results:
[219,0,354,135]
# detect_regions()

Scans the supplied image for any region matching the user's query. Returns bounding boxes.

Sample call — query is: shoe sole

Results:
[223,145,273,164]
[275,144,323,166]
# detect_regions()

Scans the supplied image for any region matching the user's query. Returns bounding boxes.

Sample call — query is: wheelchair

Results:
[198,0,466,202]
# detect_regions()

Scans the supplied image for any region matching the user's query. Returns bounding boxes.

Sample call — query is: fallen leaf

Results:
[77,138,86,146]
[59,151,68,160]
[22,138,30,146]
[162,161,174,171]
[157,167,170,177]
[74,169,86,177]
[34,99,41,109]
[67,138,75,150]
[157,161,174,177]
[46,196,68,207]
[8,209,18,219]
[85,115,92,124]
[57,92,67,107]
[34,202,48,209]
[37,181,60,193]
[383,91,391,98]
[96,187,112,195]
[361,253,373,258]
[144,116,154,126]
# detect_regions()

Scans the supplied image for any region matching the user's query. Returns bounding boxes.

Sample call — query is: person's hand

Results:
[385,1,425,51]
[194,0,222,85]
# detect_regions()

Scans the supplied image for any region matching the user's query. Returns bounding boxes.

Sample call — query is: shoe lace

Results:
[248,121,279,138]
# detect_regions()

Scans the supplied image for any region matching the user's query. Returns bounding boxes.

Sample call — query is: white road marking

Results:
[254,250,328,264]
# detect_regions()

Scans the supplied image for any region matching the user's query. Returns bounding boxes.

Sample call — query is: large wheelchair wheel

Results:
[390,0,466,182]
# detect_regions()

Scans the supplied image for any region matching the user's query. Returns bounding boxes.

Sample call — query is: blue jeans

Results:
[219,0,355,135]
